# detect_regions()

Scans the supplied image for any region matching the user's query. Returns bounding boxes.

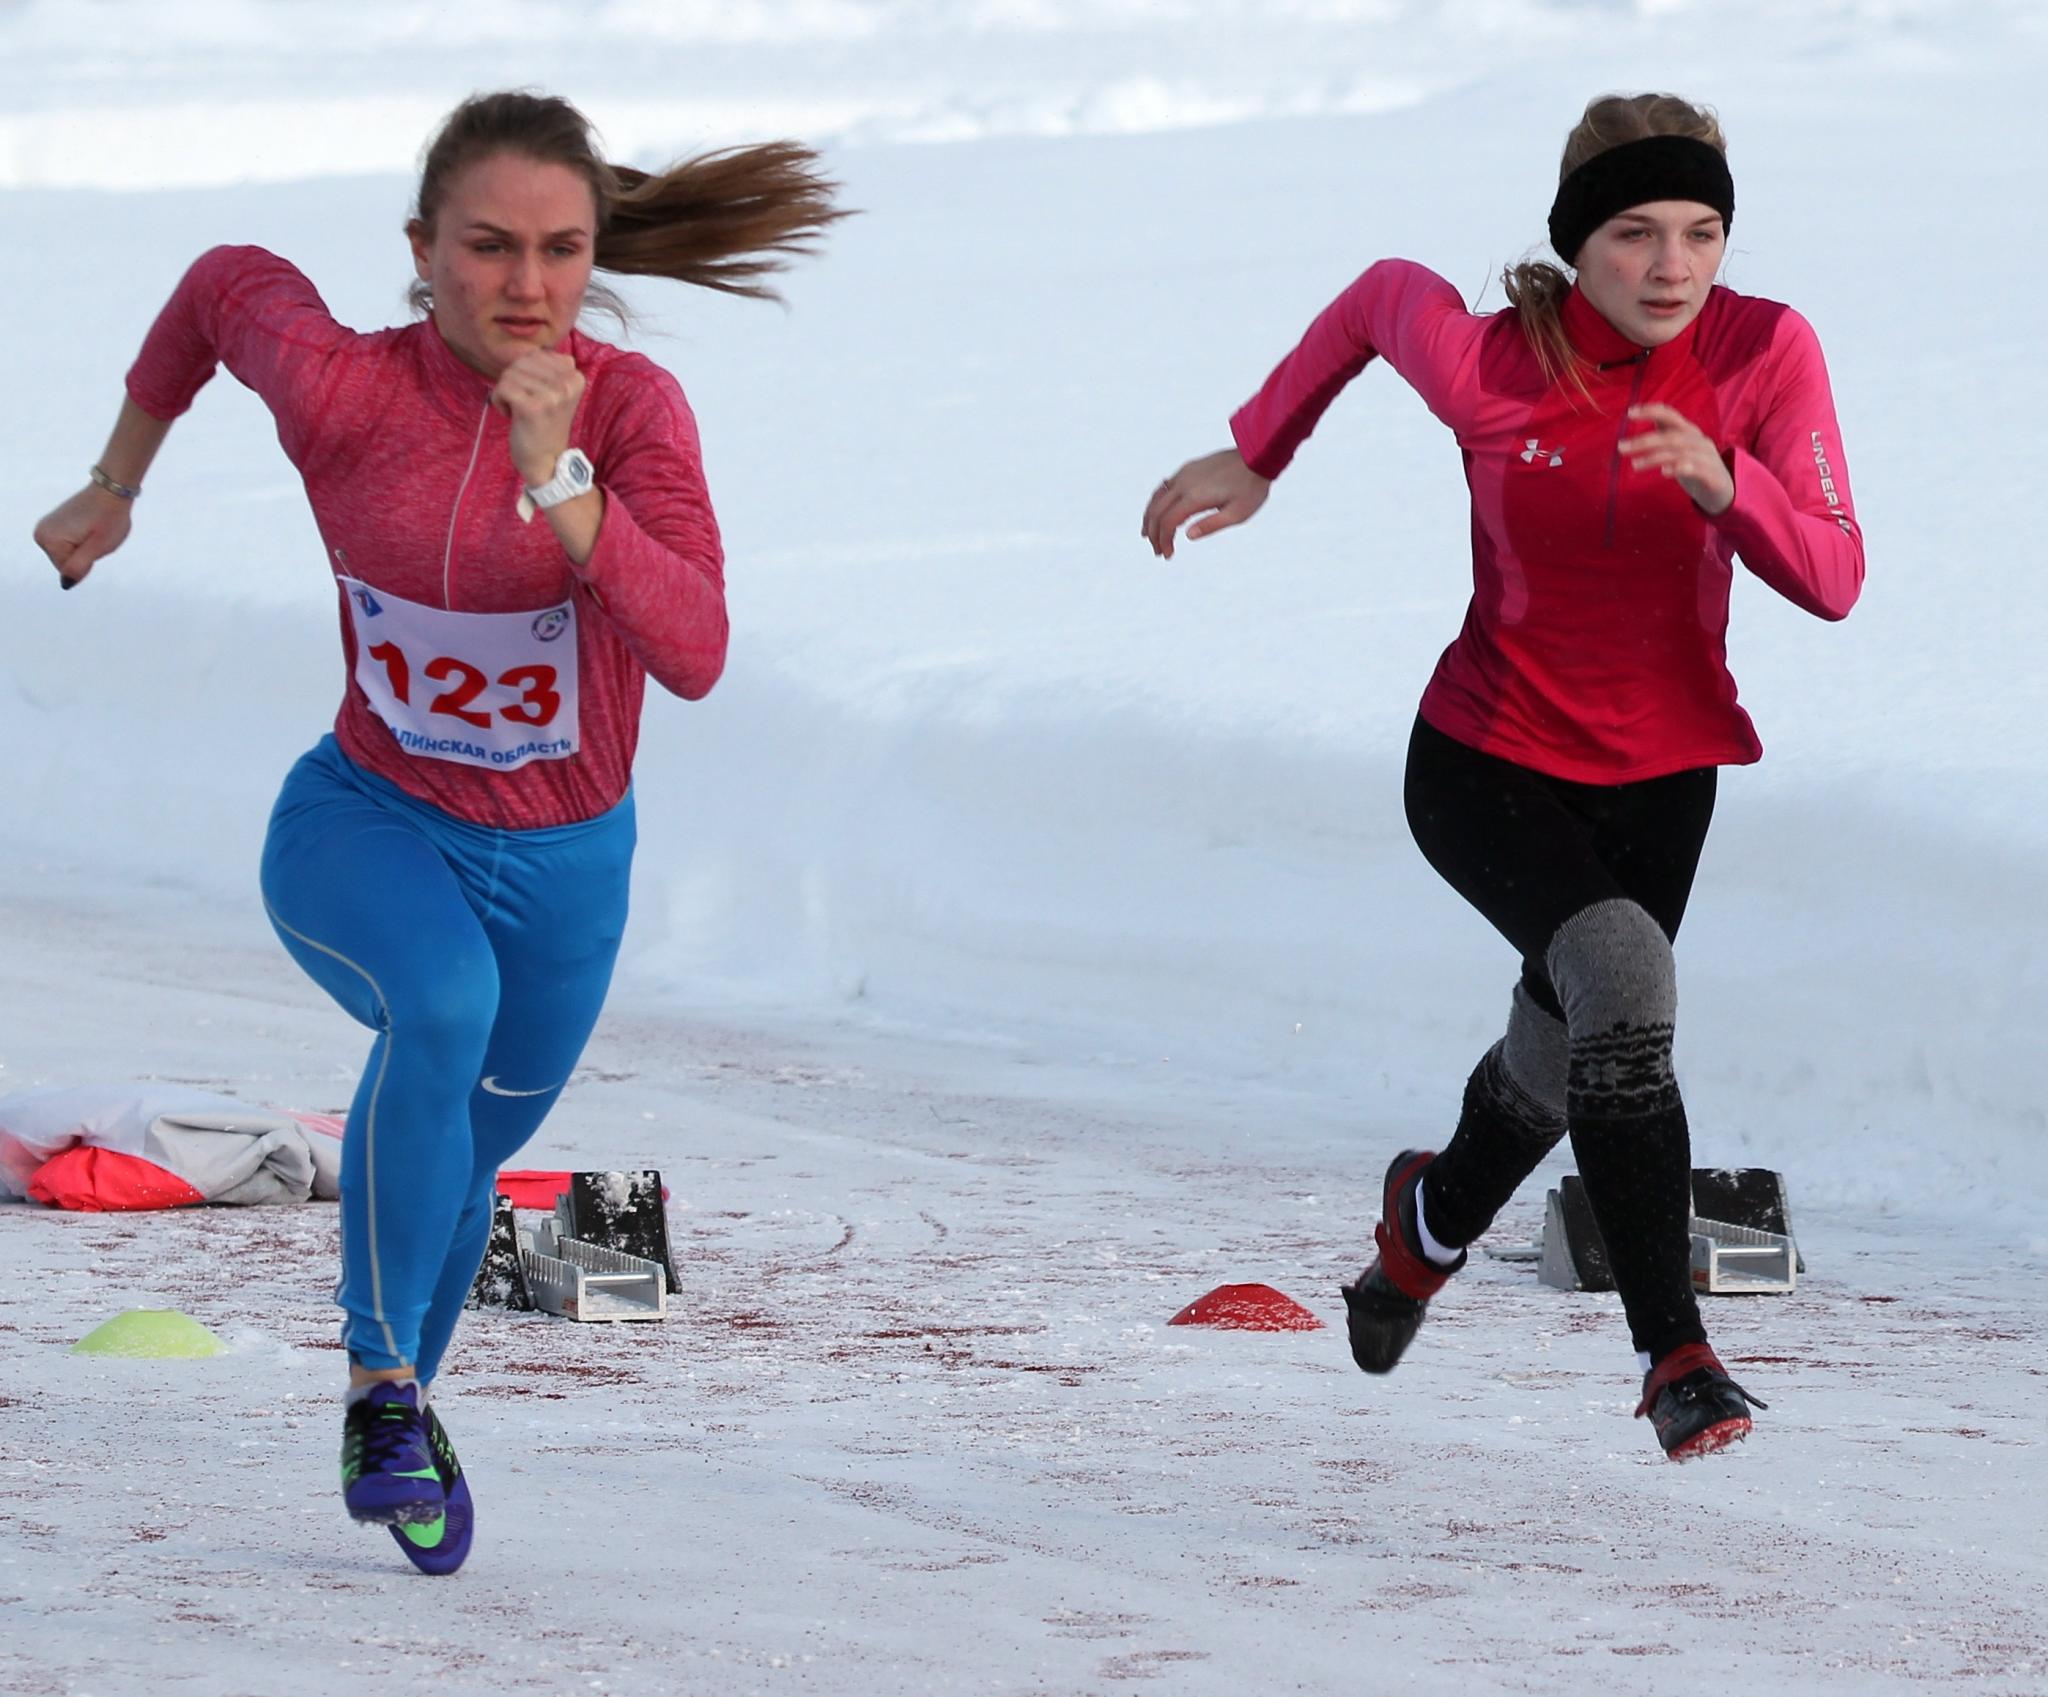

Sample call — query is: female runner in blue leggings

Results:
[35,91,843,1570]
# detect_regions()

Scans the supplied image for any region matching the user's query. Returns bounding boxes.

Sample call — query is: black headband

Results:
[1547,134,1734,265]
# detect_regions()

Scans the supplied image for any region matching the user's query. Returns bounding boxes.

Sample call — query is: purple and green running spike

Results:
[389,1401,473,1575]
[340,1381,443,1527]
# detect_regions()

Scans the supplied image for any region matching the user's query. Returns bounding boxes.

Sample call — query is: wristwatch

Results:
[516,448,596,522]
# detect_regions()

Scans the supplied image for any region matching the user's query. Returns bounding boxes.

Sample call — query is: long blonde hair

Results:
[405,91,848,323]
[1502,93,1728,389]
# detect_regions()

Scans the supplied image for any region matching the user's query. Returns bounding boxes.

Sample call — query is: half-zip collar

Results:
[1603,357,1650,549]
[441,403,491,610]
[411,322,588,607]
[405,328,499,609]
[412,315,586,407]
[408,317,497,423]
[1561,282,1707,374]
[1561,286,1707,549]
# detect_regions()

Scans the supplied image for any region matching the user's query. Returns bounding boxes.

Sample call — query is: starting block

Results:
[1688,1215,1797,1294]
[522,1210,667,1321]
[1533,1176,1612,1291]
[1520,1168,1802,1295]
[466,1169,676,1322]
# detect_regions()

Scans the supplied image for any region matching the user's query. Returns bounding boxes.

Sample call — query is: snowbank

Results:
[3,2,2043,1224]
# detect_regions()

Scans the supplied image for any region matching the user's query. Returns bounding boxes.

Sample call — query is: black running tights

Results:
[1402,715,1717,1362]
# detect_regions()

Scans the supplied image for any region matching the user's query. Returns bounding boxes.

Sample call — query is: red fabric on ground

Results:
[494,1170,574,1209]
[29,1148,207,1212]
[494,1170,672,1209]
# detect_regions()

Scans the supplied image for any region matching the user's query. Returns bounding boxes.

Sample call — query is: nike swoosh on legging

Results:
[479,1077,559,1097]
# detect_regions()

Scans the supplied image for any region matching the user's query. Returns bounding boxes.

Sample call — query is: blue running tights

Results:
[260,737,633,1380]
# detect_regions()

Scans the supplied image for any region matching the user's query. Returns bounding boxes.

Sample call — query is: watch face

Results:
[567,453,592,489]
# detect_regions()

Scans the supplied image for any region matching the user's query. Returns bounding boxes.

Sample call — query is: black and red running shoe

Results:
[1341,1149,1465,1374]
[1637,1342,1768,1460]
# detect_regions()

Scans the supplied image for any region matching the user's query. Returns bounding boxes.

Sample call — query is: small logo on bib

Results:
[532,608,570,643]
[353,586,385,617]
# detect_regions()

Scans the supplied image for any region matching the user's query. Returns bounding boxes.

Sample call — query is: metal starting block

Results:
[1689,1215,1797,1294]
[1515,1168,1801,1295]
[1533,1176,1613,1291]
[521,1210,668,1321]
[466,1170,676,1322]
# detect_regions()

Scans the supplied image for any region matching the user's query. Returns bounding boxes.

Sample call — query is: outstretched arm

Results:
[38,246,354,592]
[32,399,174,589]
[1141,261,1479,561]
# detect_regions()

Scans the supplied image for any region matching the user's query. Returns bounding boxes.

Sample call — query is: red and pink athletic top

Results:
[1231,261,1863,782]
[127,245,726,829]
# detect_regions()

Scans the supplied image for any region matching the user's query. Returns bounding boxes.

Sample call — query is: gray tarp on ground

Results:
[0,1086,342,1204]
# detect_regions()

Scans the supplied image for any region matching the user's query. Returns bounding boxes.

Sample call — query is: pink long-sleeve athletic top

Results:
[1231,262,1863,782]
[127,245,727,830]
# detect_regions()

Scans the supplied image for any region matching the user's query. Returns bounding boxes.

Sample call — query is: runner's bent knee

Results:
[382,959,499,1071]
[1543,897,1680,1120]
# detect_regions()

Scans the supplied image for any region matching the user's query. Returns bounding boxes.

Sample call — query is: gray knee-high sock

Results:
[1547,899,1705,1363]
[1421,984,1569,1248]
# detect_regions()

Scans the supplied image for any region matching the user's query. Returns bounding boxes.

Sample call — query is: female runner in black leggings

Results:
[1142,92,1863,1459]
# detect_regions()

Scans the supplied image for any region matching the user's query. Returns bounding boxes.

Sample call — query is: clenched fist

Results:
[493,350,586,487]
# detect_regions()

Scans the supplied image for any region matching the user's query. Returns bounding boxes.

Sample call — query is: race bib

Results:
[339,576,580,771]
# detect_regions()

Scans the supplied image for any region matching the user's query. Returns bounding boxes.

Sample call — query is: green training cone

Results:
[72,1309,226,1359]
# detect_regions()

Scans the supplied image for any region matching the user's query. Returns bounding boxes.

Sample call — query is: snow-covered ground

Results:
[2,1,2044,1691]
[7,876,2046,1697]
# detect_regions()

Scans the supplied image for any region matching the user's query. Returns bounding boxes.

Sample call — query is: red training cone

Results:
[1168,1283,1325,1332]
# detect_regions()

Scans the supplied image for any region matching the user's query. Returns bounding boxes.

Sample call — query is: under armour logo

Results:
[1520,439,1564,467]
